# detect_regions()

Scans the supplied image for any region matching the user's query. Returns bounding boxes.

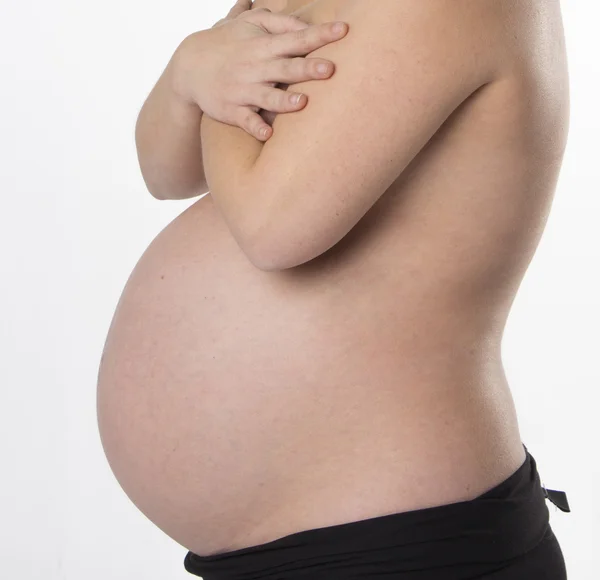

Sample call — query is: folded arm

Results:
[135,53,210,200]
[201,0,495,270]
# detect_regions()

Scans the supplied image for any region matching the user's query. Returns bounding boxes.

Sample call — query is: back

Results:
[320,0,570,328]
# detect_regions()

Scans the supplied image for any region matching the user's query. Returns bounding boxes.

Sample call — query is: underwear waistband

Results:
[184,443,569,580]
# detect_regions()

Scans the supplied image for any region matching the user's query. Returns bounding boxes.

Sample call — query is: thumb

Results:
[244,10,310,35]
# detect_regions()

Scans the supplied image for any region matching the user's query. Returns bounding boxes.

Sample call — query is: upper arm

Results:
[246,0,496,271]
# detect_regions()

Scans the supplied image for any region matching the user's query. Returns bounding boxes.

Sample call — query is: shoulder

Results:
[331,0,504,82]
[334,0,501,28]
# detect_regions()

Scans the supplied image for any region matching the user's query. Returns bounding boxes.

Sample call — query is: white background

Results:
[0,0,597,578]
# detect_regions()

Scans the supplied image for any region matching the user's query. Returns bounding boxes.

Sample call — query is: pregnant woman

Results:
[97,0,571,578]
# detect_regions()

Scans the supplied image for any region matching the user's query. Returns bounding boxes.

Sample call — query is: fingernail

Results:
[332,22,346,34]
[291,93,303,105]
[317,63,330,74]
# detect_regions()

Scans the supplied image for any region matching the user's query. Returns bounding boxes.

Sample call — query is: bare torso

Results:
[96,0,569,557]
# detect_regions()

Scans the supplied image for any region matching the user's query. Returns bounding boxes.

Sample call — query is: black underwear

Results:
[183,443,570,579]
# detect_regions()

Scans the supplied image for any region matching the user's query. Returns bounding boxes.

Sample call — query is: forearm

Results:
[200,113,266,259]
[135,50,209,200]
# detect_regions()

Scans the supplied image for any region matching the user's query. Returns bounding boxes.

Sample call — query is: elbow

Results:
[146,181,210,201]
[142,180,167,200]
[147,187,176,201]
[246,214,329,272]
[250,227,344,271]
[238,185,321,271]
[148,188,168,201]
[138,170,171,200]
[249,252,288,272]
[251,250,315,272]
[248,233,315,272]
[243,236,280,272]
[244,230,290,272]
[146,184,173,201]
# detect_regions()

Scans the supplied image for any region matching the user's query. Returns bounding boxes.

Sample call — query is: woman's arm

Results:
[202,0,495,272]
[135,46,209,201]
[134,2,343,202]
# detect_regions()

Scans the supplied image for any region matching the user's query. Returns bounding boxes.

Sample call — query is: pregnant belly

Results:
[96,194,366,552]
[96,194,523,556]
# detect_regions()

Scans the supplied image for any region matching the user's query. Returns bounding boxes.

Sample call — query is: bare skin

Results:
[96,0,569,557]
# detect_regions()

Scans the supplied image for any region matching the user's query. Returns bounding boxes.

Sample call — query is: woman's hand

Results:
[171,0,348,141]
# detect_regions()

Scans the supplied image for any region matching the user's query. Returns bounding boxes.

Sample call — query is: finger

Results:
[243,9,312,35]
[262,56,335,84]
[259,20,348,58]
[226,0,252,19]
[238,107,273,141]
[252,85,308,114]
